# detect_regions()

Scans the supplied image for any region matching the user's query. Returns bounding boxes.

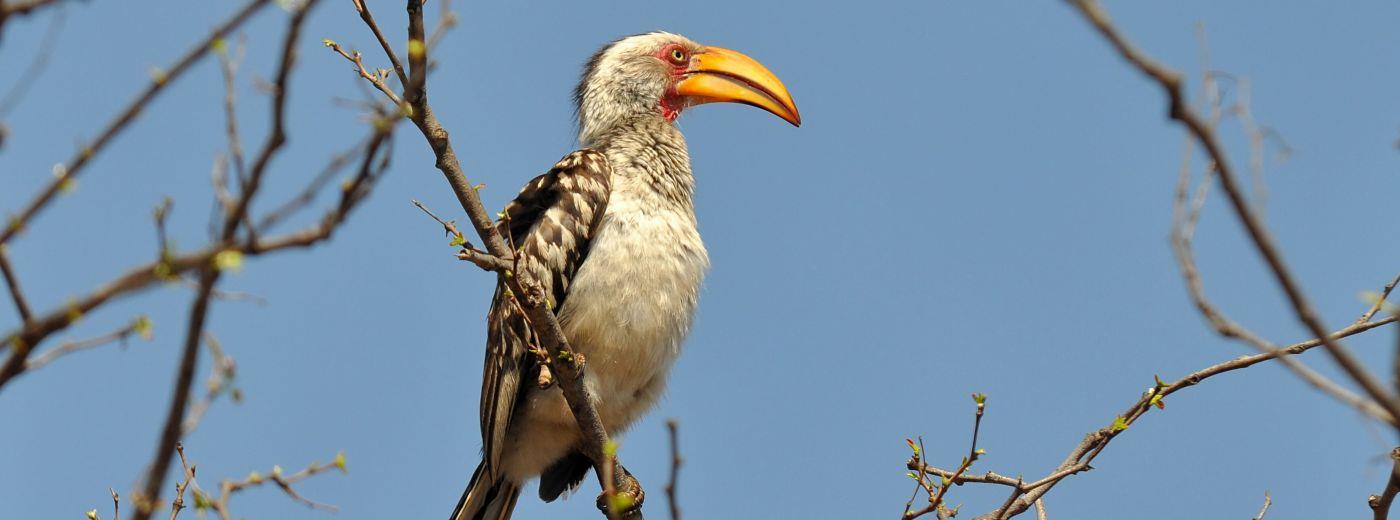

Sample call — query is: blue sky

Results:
[5,1,1400,519]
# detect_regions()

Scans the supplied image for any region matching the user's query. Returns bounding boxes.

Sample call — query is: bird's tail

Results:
[451,462,521,520]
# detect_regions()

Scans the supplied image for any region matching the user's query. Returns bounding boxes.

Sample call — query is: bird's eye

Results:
[669,48,687,64]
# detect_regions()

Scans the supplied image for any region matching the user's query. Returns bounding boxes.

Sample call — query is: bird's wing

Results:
[480,149,611,477]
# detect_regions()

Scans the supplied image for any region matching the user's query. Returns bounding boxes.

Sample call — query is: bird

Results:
[452,32,800,520]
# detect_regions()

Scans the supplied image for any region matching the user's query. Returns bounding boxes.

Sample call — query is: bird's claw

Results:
[595,466,645,518]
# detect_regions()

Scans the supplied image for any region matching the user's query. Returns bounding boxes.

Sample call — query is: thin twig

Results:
[170,443,196,520]
[24,315,150,371]
[411,200,509,272]
[0,6,64,118]
[1360,274,1400,325]
[1253,492,1271,520]
[180,332,238,436]
[324,40,404,107]
[665,419,682,520]
[215,34,249,186]
[0,246,33,322]
[350,0,408,88]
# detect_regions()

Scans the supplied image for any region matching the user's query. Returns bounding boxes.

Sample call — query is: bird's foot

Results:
[595,466,645,519]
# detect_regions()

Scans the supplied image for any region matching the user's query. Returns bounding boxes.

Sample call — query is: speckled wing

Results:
[479,149,611,477]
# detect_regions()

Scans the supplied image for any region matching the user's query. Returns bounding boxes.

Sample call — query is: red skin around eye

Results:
[657,44,690,121]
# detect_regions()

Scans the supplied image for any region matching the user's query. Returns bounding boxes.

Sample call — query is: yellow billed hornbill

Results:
[453,32,800,520]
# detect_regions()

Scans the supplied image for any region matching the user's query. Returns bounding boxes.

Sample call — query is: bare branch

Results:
[904,395,987,520]
[1068,0,1400,426]
[1360,274,1400,325]
[665,419,682,520]
[0,0,273,247]
[167,443,346,520]
[1253,492,1271,520]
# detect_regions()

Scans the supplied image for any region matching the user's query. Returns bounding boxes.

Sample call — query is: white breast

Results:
[556,191,709,430]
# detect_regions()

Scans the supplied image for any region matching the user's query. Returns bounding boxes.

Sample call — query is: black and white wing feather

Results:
[479,149,611,478]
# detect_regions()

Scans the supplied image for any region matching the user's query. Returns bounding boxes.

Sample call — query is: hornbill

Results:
[453,32,800,520]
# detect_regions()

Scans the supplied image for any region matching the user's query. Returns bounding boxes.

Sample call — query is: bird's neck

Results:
[585,115,695,208]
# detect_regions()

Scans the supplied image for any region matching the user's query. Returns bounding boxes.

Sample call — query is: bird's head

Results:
[574,32,800,145]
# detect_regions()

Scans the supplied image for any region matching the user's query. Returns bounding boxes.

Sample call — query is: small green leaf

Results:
[321,38,337,48]
[86,510,98,520]
[54,165,75,194]
[333,451,348,473]
[65,301,83,324]
[1111,416,1129,432]
[971,393,987,405]
[407,39,426,60]
[247,471,263,484]
[213,250,244,273]
[906,438,920,455]
[132,315,154,341]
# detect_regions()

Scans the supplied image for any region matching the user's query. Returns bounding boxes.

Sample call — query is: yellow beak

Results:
[675,46,801,127]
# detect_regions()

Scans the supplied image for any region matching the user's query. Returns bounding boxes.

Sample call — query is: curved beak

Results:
[676,46,801,127]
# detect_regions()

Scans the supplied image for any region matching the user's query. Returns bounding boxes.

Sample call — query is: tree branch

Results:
[23,315,151,371]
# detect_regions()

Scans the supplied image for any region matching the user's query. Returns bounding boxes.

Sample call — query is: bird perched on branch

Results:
[452,32,800,520]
